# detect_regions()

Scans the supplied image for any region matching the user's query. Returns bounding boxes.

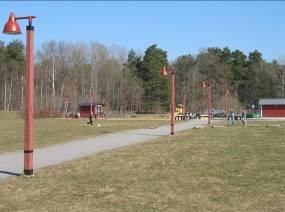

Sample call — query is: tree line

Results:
[0,39,284,116]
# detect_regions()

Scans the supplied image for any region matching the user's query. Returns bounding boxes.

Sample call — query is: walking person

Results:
[86,112,94,127]
[241,109,247,127]
[228,108,235,126]
[195,112,201,119]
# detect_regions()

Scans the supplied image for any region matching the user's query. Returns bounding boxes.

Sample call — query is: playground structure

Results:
[59,101,78,118]
[175,104,191,120]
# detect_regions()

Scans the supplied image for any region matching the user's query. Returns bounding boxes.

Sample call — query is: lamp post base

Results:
[24,169,33,176]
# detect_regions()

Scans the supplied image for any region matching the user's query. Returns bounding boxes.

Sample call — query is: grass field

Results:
[0,112,169,153]
[0,120,284,211]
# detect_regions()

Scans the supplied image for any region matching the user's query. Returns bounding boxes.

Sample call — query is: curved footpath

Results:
[0,119,215,181]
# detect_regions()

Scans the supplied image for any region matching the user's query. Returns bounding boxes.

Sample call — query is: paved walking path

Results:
[0,119,213,181]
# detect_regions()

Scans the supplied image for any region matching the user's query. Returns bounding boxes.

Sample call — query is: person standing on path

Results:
[228,108,235,126]
[241,109,247,127]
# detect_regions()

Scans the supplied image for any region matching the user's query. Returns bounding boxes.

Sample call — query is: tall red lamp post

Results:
[161,65,176,135]
[225,89,229,116]
[182,94,187,114]
[3,13,36,176]
[203,81,211,125]
[90,91,96,115]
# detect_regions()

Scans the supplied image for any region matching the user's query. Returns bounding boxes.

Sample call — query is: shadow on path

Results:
[0,170,21,176]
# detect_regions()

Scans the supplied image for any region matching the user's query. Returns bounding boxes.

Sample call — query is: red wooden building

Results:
[78,103,106,118]
[259,98,285,117]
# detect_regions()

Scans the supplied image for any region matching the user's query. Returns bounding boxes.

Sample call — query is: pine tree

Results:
[140,44,169,112]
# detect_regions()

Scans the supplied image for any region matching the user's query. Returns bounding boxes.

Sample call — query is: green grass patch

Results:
[0,116,168,153]
[0,121,284,211]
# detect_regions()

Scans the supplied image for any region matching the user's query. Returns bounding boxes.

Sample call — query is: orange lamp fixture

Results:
[3,13,22,34]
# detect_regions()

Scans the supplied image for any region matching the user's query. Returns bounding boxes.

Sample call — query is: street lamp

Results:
[90,91,96,115]
[203,81,211,125]
[182,94,187,114]
[161,65,176,135]
[3,12,36,176]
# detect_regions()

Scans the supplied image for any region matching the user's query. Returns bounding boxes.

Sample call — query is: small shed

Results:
[259,98,285,117]
[78,103,106,118]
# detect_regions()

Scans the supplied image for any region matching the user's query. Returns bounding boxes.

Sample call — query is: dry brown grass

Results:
[0,120,284,211]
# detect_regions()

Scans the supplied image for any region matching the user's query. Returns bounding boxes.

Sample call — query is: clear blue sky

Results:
[1,1,285,62]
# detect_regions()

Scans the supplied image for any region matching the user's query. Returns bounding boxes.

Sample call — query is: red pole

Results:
[183,94,187,114]
[225,90,228,117]
[170,68,175,135]
[90,91,95,115]
[90,93,92,115]
[24,22,34,176]
[207,82,211,125]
